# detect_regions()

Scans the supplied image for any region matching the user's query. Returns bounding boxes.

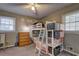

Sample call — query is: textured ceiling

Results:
[0,3,71,19]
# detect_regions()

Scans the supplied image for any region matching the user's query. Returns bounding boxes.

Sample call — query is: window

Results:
[0,16,15,31]
[64,11,79,31]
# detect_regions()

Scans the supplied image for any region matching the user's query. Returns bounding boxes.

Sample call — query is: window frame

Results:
[63,10,79,31]
[0,16,16,32]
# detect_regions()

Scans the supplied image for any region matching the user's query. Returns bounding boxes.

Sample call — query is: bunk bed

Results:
[30,21,64,56]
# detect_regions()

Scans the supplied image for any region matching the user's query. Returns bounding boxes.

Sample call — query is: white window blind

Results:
[0,16,15,31]
[64,11,79,31]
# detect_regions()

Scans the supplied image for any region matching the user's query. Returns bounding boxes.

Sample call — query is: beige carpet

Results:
[0,44,74,56]
[0,44,35,56]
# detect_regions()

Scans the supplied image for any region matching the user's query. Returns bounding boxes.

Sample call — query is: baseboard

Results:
[5,45,15,48]
[63,49,79,56]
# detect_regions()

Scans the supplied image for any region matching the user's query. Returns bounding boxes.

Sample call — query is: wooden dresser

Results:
[18,32,31,47]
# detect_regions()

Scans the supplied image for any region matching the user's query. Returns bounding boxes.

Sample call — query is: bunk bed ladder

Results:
[38,29,45,55]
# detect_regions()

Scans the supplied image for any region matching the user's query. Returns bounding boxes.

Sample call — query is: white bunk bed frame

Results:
[31,21,64,56]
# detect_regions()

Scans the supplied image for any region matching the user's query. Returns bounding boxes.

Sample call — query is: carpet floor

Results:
[0,44,35,56]
[0,44,74,56]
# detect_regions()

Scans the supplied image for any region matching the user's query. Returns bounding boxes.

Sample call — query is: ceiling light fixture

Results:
[31,3,37,14]
[31,6,35,11]
[30,3,39,18]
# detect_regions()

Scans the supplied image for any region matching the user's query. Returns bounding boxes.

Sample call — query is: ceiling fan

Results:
[15,3,40,16]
